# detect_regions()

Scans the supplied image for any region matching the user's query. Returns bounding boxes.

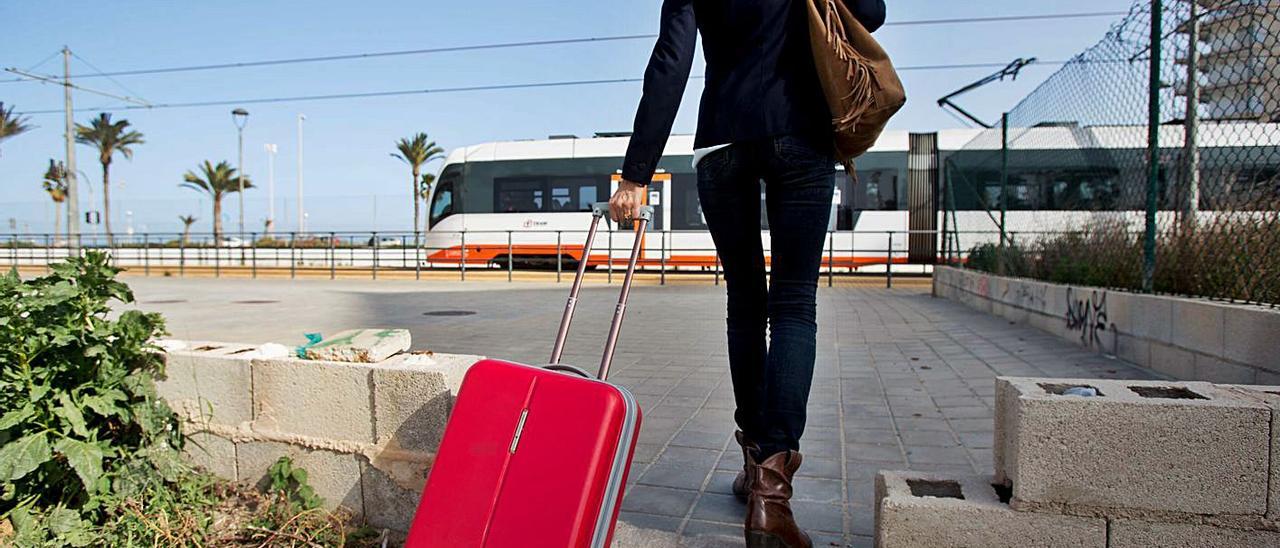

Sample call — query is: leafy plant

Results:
[0,252,183,545]
[266,456,323,511]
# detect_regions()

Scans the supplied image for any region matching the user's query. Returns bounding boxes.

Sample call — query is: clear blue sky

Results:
[0,0,1133,234]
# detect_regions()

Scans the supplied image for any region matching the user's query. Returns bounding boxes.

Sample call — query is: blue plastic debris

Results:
[296,333,323,358]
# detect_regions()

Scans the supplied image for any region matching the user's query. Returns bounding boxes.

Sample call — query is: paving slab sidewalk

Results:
[126,277,1157,546]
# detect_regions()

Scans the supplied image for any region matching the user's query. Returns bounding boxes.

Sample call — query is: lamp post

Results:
[265,143,277,235]
[232,108,249,247]
[297,114,306,234]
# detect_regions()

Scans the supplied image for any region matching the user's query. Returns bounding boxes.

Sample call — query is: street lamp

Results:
[297,114,306,234]
[265,143,277,235]
[232,108,249,246]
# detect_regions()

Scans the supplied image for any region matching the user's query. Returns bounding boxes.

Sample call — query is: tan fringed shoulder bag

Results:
[805,0,906,174]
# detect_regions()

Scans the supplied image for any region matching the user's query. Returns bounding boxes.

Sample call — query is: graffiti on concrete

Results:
[1003,282,1048,310]
[1065,287,1114,349]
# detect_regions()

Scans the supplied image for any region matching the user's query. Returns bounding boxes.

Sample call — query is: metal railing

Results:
[1,228,967,288]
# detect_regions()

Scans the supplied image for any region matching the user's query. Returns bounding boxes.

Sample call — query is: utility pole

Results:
[63,47,79,249]
[1182,0,1201,229]
[8,48,150,249]
[265,143,277,236]
[297,114,306,234]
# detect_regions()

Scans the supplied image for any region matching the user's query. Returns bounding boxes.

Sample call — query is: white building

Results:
[1181,0,1279,121]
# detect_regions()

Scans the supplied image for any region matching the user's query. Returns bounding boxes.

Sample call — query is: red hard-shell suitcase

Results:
[406,204,651,547]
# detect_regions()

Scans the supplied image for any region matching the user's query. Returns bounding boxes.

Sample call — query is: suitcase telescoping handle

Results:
[548,202,653,381]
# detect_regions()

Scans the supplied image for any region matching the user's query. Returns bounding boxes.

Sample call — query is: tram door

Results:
[612,172,668,262]
[907,133,939,264]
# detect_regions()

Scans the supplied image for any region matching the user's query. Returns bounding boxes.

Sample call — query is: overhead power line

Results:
[2,10,1125,83]
[12,60,1071,116]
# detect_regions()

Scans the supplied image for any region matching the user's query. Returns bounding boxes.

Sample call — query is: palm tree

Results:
[75,113,144,246]
[419,171,437,231]
[0,102,33,157]
[180,161,252,243]
[42,159,68,243]
[178,215,197,245]
[391,133,444,243]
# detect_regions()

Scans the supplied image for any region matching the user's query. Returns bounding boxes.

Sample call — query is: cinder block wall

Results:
[933,266,1280,384]
[156,340,483,533]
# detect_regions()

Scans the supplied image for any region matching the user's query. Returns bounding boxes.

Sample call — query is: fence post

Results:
[998,112,1009,276]
[1142,0,1163,293]
[143,234,150,276]
[507,230,513,282]
[827,230,835,288]
[372,231,379,280]
[556,231,563,283]
[887,231,894,289]
[214,237,221,278]
[660,230,667,286]
[330,232,337,280]
[179,237,186,277]
[45,234,51,273]
[289,232,297,279]
[250,232,258,279]
[460,231,467,282]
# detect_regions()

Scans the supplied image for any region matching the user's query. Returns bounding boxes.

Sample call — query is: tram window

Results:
[549,176,603,212]
[577,186,599,211]
[429,181,455,227]
[496,176,605,213]
[851,170,900,211]
[495,178,544,213]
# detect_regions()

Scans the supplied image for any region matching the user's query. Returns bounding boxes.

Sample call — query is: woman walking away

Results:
[609,0,887,546]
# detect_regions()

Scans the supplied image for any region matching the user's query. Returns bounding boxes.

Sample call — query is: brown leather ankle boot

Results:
[744,450,811,548]
[732,431,759,503]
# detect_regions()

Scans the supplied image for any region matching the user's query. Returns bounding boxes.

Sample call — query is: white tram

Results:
[422,124,1279,271]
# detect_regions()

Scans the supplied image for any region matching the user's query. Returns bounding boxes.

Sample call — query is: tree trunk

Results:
[412,166,421,249]
[54,202,62,246]
[102,161,114,246]
[181,225,191,246]
[213,197,223,244]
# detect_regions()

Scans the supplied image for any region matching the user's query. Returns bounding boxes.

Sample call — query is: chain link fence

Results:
[942,0,1279,306]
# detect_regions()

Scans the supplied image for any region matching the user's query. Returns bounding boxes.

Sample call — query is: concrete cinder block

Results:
[874,470,1106,548]
[235,440,364,513]
[995,377,1270,517]
[1220,385,1280,521]
[158,341,255,425]
[1223,306,1280,373]
[182,431,237,480]
[372,353,482,453]
[359,457,429,534]
[1109,519,1280,548]
[306,328,411,363]
[1150,343,1196,380]
[252,356,375,443]
[1171,300,1226,358]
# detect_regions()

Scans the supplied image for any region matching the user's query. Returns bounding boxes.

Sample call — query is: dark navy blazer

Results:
[621,0,887,184]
